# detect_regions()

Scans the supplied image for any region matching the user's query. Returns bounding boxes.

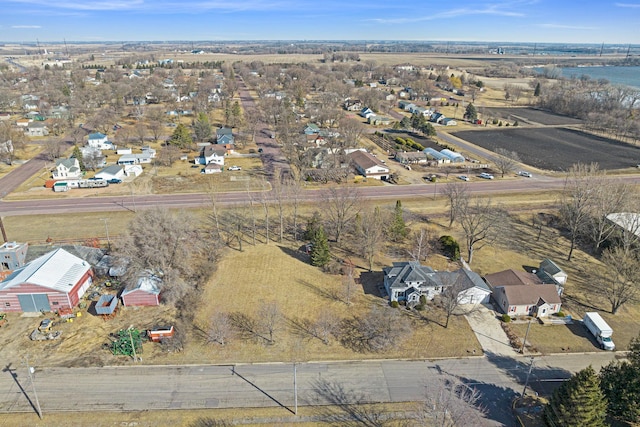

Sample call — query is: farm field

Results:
[452,127,640,171]
[482,107,584,126]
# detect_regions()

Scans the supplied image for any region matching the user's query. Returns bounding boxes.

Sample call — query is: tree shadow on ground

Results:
[277,244,311,264]
[484,351,572,398]
[358,271,385,297]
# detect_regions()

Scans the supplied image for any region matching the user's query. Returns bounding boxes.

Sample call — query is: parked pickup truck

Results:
[583,312,615,351]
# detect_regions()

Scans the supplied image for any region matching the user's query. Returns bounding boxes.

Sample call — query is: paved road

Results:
[0,353,620,425]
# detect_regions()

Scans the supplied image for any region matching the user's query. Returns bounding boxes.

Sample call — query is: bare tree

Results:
[207,310,234,346]
[442,182,469,228]
[339,306,411,353]
[434,271,476,329]
[458,198,507,264]
[258,182,271,244]
[559,163,600,261]
[598,246,640,314]
[272,171,287,243]
[313,308,339,345]
[43,139,64,160]
[286,172,303,241]
[258,301,281,345]
[492,148,521,178]
[134,122,147,145]
[586,180,630,252]
[325,185,361,244]
[355,207,385,272]
[408,228,432,262]
[416,374,488,427]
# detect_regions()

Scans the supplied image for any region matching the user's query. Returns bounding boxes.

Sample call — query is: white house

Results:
[484,269,562,317]
[53,158,82,180]
[94,165,125,181]
[87,133,114,150]
[359,107,375,119]
[383,261,491,305]
[198,145,226,166]
[24,122,49,137]
[348,150,389,180]
[201,163,223,174]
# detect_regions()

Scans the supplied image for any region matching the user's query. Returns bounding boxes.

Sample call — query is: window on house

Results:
[52,302,59,305]
[4,302,9,307]
[434,287,440,291]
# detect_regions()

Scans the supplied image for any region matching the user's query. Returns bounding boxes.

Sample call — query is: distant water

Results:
[537,66,640,89]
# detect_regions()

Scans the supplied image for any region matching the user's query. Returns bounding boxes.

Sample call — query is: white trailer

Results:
[583,312,615,351]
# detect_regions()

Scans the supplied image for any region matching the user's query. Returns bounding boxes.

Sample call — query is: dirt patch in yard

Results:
[482,107,583,126]
[451,127,640,171]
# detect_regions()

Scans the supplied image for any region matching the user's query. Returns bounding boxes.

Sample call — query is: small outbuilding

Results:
[95,165,125,181]
[121,274,161,307]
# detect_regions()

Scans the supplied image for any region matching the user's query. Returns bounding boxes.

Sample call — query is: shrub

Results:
[513,121,519,127]
[390,301,399,308]
[501,313,512,323]
[419,295,427,305]
[438,235,460,259]
[556,311,566,318]
[414,304,424,311]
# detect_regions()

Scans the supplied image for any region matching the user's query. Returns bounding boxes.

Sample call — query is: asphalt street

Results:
[0,353,620,425]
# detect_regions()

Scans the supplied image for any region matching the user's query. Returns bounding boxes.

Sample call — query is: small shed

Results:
[121,274,161,307]
[148,326,175,342]
[95,294,118,315]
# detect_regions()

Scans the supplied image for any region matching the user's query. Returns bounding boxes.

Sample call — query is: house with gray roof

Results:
[383,261,491,305]
[53,157,82,180]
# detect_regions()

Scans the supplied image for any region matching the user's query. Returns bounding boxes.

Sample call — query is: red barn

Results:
[0,248,93,312]
[121,274,161,307]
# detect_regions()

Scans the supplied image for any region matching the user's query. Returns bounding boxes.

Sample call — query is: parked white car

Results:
[518,171,532,178]
[458,175,470,181]
[479,172,494,179]
[228,166,241,171]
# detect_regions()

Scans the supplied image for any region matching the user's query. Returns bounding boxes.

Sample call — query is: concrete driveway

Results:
[465,304,518,356]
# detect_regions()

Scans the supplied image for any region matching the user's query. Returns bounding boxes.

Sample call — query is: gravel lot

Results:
[452,127,640,171]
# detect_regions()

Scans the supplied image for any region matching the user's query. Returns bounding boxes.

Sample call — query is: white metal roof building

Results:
[0,248,94,312]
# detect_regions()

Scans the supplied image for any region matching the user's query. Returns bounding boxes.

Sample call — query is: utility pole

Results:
[520,317,533,354]
[128,327,139,362]
[0,216,8,243]
[522,357,535,397]
[25,356,43,419]
[100,218,110,251]
[293,362,298,415]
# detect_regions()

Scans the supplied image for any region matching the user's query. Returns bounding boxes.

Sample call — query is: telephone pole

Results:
[25,356,43,419]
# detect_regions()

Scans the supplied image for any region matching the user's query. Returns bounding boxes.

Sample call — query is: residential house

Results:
[94,165,125,181]
[216,127,234,145]
[15,118,31,127]
[398,101,415,111]
[348,150,390,180]
[537,259,568,286]
[198,144,226,166]
[359,107,375,119]
[383,261,491,305]
[343,99,362,111]
[0,248,94,312]
[24,122,49,136]
[53,158,82,180]
[368,115,393,126]
[87,133,114,150]
[0,241,28,272]
[430,113,446,124]
[117,154,139,165]
[484,269,562,317]
[202,163,223,174]
[304,123,321,135]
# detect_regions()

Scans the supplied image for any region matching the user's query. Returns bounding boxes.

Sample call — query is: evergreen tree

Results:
[545,366,607,427]
[71,145,86,171]
[464,103,478,122]
[600,333,640,423]
[534,82,541,97]
[388,200,408,241]
[400,117,411,129]
[169,123,193,149]
[310,225,330,267]
[193,112,212,142]
[420,122,437,137]
[304,211,322,241]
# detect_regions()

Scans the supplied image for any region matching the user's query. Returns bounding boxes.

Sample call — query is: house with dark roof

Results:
[537,258,567,286]
[484,269,562,317]
[198,144,226,166]
[348,150,389,180]
[383,261,491,305]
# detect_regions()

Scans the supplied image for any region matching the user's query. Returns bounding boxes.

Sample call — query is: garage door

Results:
[17,294,51,312]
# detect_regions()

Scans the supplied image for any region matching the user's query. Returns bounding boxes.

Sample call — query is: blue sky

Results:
[1,0,639,44]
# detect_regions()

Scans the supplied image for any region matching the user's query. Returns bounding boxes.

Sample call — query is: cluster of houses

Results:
[398,100,457,126]
[0,242,161,312]
[383,258,566,318]
[197,127,236,174]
